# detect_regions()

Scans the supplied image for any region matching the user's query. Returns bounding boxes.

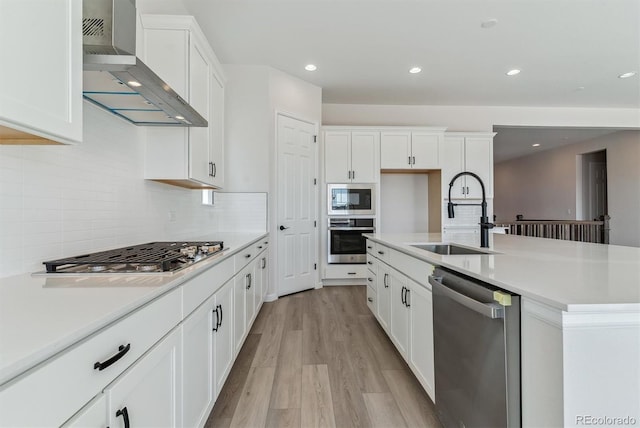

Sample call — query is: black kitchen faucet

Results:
[447,171,494,248]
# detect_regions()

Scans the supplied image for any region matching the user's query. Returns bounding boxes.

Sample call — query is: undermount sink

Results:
[410,243,493,255]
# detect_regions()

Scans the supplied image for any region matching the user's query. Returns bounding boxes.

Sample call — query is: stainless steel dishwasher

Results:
[429,267,521,428]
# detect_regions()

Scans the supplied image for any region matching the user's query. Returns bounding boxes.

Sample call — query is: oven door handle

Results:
[328,227,375,231]
[429,275,504,319]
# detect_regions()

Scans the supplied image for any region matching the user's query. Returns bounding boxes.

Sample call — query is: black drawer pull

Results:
[257,245,263,249]
[378,250,385,255]
[218,304,223,328]
[367,297,373,302]
[367,277,373,282]
[245,254,251,258]
[116,407,130,428]
[367,246,373,249]
[347,272,357,275]
[94,343,131,371]
[367,261,373,265]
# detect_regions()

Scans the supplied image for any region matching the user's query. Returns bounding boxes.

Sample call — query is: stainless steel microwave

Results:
[327,184,375,215]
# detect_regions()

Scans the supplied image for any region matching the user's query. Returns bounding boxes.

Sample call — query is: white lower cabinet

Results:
[213,280,234,395]
[376,263,392,333]
[233,267,247,356]
[408,280,435,400]
[389,271,410,359]
[106,326,182,428]
[367,240,436,403]
[182,295,216,428]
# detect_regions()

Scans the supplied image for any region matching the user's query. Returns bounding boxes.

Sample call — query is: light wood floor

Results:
[205,285,442,428]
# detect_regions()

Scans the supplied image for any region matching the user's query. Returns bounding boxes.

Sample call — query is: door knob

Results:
[279,225,289,231]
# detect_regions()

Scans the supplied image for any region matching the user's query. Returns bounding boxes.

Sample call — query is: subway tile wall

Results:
[210,192,267,232]
[0,105,259,278]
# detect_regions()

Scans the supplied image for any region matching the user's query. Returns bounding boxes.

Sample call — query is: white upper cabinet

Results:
[324,130,379,183]
[141,15,225,189]
[0,0,82,145]
[442,132,495,199]
[380,130,444,170]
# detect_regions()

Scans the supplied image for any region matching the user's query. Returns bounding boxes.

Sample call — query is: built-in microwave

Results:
[327,184,375,216]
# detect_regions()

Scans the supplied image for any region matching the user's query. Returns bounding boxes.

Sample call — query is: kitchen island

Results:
[365,232,640,427]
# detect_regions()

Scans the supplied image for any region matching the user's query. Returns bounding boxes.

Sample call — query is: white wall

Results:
[223,65,271,192]
[0,104,222,278]
[380,173,429,233]
[323,103,640,131]
[494,130,640,247]
[222,65,322,296]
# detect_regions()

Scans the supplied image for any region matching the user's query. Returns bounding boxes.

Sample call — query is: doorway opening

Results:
[577,150,608,221]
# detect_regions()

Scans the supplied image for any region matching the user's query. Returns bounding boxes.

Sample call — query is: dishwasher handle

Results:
[429,275,505,319]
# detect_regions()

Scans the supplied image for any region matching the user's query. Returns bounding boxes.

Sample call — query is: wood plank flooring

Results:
[205,285,441,428]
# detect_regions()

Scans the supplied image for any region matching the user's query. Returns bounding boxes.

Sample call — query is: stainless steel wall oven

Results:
[327,218,375,264]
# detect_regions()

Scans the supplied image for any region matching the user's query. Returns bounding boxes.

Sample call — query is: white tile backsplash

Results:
[0,104,267,278]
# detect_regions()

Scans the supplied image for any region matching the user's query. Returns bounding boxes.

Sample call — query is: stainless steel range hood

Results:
[82,0,207,127]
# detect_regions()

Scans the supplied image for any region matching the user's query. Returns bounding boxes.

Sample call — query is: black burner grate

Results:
[43,241,223,273]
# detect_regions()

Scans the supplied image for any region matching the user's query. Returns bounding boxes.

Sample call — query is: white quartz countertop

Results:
[365,232,640,312]
[0,232,268,386]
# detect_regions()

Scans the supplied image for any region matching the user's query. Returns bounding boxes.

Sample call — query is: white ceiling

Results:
[493,127,622,163]
[180,0,640,108]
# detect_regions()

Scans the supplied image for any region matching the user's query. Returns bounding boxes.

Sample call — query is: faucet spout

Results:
[447,171,493,248]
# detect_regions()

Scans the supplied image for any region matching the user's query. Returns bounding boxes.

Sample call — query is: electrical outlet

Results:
[168,211,177,222]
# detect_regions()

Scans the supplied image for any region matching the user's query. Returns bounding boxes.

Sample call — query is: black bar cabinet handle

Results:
[94,344,131,371]
[116,407,130,428]
[405,289,411,307]
[401,286,406,305]
[212,307,219,332]
[213,163,217,177]
[218,304,223,328]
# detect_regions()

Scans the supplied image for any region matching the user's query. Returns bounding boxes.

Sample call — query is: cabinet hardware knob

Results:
[378,251,384,255]
[279,225,289,231]
[367,278,373,282]
[367,297,373,302]
[94,343,131,371]
[245,254,251,258]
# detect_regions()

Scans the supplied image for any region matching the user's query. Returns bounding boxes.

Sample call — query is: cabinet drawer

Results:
[366,270,376,288]
[183,256,234,316]
[366,240,376,255]
[0,288,181,428]
[323,264,367,279]
[234,245,259,272]
[389,250,435,286]
[374,243,391,263]
[366,253,378,274]
[366,285,376,313]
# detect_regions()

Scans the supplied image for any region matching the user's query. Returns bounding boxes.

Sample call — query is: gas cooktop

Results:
[42,241,224,274]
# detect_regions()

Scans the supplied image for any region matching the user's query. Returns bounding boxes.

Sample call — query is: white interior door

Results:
[589,161,607,220]
[277,114,317,296]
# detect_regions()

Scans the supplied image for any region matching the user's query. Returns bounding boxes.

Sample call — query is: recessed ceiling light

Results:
[409,67,422,74]
[618,71,636,79]
[175,115,185,120]
[305,64,317,72]
[128,81,142,87]
[480,18,498,29]
[506,69,521,76]
[532,143,541,147]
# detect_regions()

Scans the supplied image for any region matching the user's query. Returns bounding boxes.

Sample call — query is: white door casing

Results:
[277,114,317,296]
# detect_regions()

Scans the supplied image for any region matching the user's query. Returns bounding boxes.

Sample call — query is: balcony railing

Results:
[495,215,610,244]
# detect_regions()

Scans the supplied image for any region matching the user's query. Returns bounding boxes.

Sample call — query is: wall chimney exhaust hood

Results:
[82,0,207,127]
